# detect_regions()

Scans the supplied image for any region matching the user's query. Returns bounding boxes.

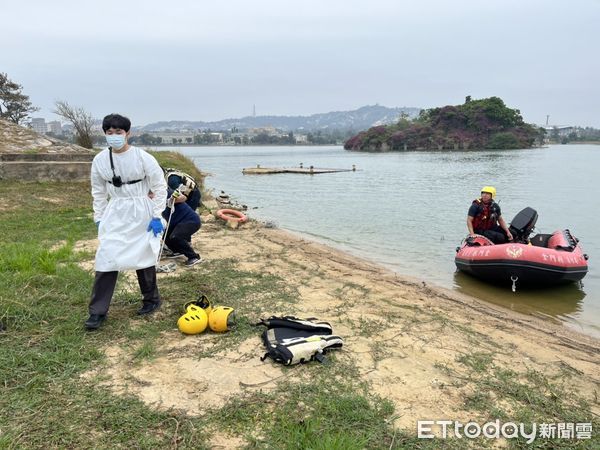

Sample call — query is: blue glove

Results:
[147,218,164,236]
[95,221,100,227]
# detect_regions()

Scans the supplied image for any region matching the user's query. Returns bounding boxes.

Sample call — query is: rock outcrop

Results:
[0,119,95,154]
[0,119,96,181]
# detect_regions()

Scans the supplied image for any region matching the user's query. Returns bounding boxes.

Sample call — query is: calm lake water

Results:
[155,144,600,338]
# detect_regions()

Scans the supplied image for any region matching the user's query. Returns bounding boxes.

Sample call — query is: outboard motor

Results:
[509,207,538,243]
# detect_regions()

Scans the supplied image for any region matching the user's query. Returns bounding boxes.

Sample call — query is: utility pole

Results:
[546,115,550,126]
[253,104,256,118]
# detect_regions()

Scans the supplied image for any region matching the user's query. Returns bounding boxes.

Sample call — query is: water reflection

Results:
[453,271,585,321]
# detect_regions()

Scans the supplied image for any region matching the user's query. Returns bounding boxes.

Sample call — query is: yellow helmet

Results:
[184,293,213,316]
[208,306,235,332]
[481,186,496,199]
[177,309,208,335]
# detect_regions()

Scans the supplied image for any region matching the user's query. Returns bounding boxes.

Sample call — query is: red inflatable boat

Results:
[455,207,588,289]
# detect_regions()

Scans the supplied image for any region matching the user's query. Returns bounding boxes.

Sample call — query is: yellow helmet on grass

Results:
[177,309,208,335]
[208,306,235,332]
[184,293,213,316]
[481,186,496,199]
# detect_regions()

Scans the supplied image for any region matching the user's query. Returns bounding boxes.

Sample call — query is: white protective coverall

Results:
[91,146,167,271]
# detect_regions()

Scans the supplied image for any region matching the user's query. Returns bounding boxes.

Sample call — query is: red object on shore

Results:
[216,208,248,223]
[455,229,588,287]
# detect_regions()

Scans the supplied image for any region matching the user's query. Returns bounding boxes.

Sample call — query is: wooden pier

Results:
[242,164,356,175]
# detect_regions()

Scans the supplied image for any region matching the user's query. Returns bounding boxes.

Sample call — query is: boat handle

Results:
[511,276,518,293]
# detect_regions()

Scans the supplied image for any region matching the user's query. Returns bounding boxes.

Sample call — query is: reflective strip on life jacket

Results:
[165,168,197,194]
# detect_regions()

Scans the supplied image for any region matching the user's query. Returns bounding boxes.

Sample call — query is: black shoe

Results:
[85,314,106,330]
[185,256,203,267]
[137,301,162,316]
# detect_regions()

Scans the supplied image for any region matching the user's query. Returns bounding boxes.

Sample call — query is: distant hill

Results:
[139,105,421,132]
[344,97,544,152]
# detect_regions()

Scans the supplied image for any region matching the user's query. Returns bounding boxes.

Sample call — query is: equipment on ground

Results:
[177,309,208,335]
[257,316,343,365]
[216,209,247,224]
[184,292,213,316]
[208,306,235,332]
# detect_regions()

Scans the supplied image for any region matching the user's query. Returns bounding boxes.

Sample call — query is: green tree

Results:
[487,132,520,149]
[0,72,39,124]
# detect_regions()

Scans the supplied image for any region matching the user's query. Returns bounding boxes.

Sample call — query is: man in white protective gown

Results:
[85,113,168,330]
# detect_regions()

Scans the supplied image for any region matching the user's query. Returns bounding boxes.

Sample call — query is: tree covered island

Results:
[344,96,544,151]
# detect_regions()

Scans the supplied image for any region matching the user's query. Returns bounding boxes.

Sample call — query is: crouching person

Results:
[86,113,167,331]
[163,188,202,267]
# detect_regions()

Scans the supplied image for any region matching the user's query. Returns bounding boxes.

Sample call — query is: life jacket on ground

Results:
[471,199,499,231]
[164,168,197,196]
[256,316,343,365]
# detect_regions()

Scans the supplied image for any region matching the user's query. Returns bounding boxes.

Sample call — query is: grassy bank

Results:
[1,152,597,448]
[0,152,411,449]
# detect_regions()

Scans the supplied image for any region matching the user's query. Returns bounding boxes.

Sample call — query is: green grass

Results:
[454,352,599,449]
[0,175,410,449]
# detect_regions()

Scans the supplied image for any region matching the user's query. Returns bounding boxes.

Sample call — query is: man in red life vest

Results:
[467,186,513,244]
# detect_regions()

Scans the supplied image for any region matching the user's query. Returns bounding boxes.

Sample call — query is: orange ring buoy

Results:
[216,209,247,223]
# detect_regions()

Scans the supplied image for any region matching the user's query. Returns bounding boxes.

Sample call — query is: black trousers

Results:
[165,222,200,259]
[476,226,507,244]
[89,266,160,315]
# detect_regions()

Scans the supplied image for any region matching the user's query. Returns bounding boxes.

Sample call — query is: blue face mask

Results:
[106,134,126,150]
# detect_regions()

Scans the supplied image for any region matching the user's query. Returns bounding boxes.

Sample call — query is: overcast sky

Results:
[2,0,599,127]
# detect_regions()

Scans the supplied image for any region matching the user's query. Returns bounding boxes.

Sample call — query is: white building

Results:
[543,126,577,138]
[30,118,47,134]
[295,134,308,144]
[47,121,62,135]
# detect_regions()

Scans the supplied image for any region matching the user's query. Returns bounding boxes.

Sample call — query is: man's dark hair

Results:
[102,113,131,132]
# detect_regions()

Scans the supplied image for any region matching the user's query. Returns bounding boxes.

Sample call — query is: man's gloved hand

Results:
[147,218,164,236]
[96,221,100,227]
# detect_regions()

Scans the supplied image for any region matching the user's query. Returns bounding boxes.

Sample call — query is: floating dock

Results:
[242,164,356,175]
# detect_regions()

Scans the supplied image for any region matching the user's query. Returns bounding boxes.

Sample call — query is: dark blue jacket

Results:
[162,189,201,227]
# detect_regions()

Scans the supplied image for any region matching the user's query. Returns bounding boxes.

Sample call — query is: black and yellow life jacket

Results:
[257,316,343,365]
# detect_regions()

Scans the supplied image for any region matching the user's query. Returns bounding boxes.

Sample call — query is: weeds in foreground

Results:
[454,352,599,449]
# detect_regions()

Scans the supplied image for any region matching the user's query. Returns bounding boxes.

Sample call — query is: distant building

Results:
[149,132,195,144]
[249,126,277,136]
[543,126,577,138]
[295,134,308,144]
[30,118,47,134]
[209,132,224,143]
[47,121,62,135]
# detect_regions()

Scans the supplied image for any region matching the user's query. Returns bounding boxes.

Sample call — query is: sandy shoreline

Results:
[81,212,600,436]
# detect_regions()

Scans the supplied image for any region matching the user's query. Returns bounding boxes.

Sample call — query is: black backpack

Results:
[257,316,343,365]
